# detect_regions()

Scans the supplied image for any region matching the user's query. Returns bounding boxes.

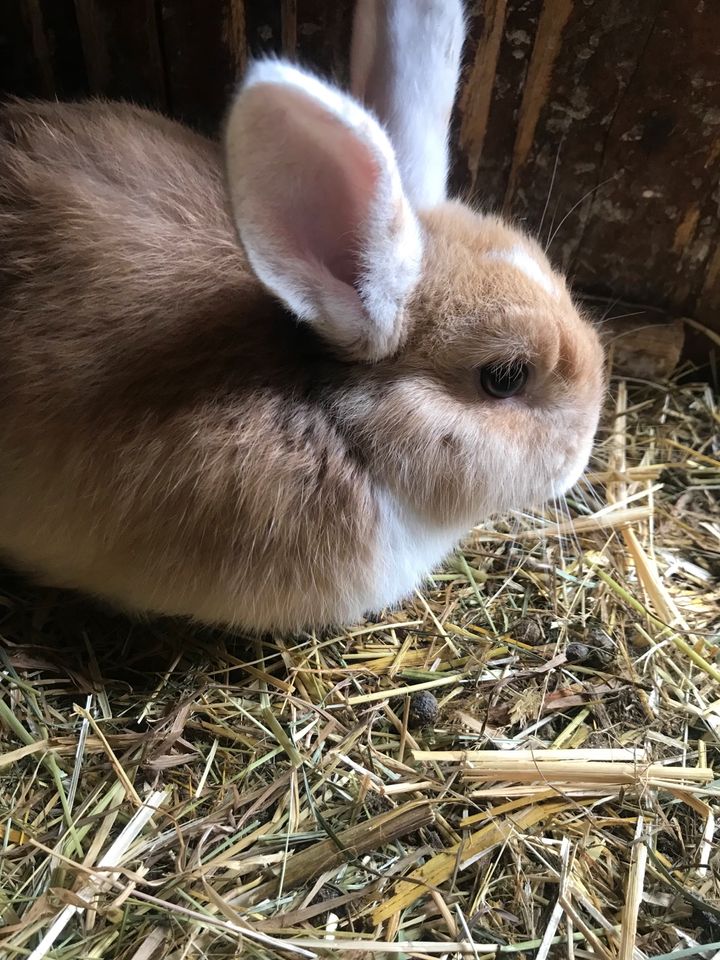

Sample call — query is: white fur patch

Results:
[485,246,558,298]
[360,0,465,210]
[364,489,466,613]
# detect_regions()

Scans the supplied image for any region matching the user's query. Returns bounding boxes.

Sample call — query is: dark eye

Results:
[477,361,529,399]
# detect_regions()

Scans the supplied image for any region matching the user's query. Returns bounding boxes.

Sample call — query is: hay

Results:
[1,363,718,959]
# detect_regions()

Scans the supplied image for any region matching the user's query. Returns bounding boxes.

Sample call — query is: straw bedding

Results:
[1,354,718,959]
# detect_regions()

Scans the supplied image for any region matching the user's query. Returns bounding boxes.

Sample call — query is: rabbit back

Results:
[0,99,380,629]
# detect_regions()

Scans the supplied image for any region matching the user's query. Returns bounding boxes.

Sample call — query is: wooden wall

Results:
[2,0,720,344]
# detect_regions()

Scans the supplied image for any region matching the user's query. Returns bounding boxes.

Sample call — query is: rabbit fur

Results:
[0,1,605,631]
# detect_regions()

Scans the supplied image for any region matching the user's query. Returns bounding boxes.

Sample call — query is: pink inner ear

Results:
[266,87,380,290]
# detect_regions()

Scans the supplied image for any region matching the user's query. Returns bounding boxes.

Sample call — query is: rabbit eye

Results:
[477,361,529,399]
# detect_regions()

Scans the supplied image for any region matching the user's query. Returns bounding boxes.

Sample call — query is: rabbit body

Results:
[0,100,397,629]
[0,11,604,632]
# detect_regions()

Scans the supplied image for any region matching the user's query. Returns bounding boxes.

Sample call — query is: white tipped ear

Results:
[351,0,465,210]
[224,60,423,362]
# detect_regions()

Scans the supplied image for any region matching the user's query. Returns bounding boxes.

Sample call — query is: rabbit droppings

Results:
[0,1,604,632]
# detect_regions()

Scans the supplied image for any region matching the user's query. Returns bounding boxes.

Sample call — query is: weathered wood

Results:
[569,2,720,318]
[0,1,86,99]
[452,0,508,200]
[462,0,543,207]
[502,0,659,264]
[503,0,574,214]
[244,0,282,58]
[456,0,720,346]
[294,0,354,84]
[280,0,297,56]
[0,2,43,97]
[36,0,88,97]
[16,0,55,97]
[696,246,720,335]
[74,0,166,107]
[159,0,246,132]
[1,0,720,348]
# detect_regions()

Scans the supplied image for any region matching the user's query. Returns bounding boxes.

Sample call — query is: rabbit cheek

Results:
[550,416,600,497]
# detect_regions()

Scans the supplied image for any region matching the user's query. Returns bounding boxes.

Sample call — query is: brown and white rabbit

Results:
[0,0,604,632]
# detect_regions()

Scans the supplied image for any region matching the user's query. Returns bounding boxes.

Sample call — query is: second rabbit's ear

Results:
[224,61,422,362]
[351,0,465,210]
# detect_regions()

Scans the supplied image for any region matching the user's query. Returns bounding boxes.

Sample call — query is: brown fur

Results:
[0,98,604,631]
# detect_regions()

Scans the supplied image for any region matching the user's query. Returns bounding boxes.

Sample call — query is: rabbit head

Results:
[223,2,604,536]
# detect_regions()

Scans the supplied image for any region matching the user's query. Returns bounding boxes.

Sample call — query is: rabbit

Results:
[0,0,605,633]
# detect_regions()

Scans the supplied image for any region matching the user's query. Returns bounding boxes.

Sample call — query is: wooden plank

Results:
[0,2,44,97]
[0,0,86,99]
[603,316,685,381]
[500,0,659,267]
[503,0,574,215]
[696,245,720,335]
[569,1,720,322]
[159,0,246,132]
[36,0,88,97]
[294,0,354,83]
[1,0,719,343]
[452,0,508,200]
[16,0,55,96]
[469,0,544,207]
[281,0,297,57]
[74,0,166,108]
[159,0,353,134]
[244,0,282,58]
[226,0,248,77]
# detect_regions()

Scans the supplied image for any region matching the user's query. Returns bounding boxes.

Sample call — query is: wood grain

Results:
[0,0,719,343]
[503,0,659,269]
[294,0,354,84]
[159,0,246,131]
[74,0,166,107]
[470,0,543,207]
[454,0,508,199]
[0,0,86,98]
[244,0,282,58]
[504,0,573,209]
[569,1,720,318]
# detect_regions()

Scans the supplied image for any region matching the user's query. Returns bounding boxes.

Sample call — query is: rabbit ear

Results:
[224,61,422,362]
[351,0,465,210]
